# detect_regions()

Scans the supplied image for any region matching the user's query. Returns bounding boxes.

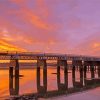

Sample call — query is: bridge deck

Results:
[0,52,99,61]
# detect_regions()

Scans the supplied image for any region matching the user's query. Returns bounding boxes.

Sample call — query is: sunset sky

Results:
[0,0,100,56]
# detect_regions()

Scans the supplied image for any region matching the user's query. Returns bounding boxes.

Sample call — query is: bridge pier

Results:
[72,60,83,88]
[9,67,14,95]
[37,60,47,94]
[94,66,96,72]
[9,59,19,95]
[9,67,13,78]
[84,61,100,86]
[95,61,100,78]
[98,66,100,78]
[87,66,90,72]
[93,61,100,84]
[90,65,95,79]
[84,65,87,80]
[9,74,19,95]
[15,59,19,78]
[80,66,84,85]
[57,60,68,91]
[76,66,79,71]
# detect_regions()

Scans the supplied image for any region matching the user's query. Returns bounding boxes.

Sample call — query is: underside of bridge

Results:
[0,52,99,96]
[8,57,100,95]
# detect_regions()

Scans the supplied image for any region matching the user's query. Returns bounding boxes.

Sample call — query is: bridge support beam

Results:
[98,66,100,78]
[37,60,47,94]
[87,66,90,72]
[72,60,83,88]
[90,65,95,79]
[57,60,68,91]
[9,67,13,78]
[84,65,87,80]
[9,74,19,95]
[15,59,19,78]
[9,67,13,95]
[93,61,100,84]
[9,59,19,95]
[96,61,100,78]
[83,61,100,86]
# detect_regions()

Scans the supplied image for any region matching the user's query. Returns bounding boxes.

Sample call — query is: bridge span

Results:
[1,52,100,98]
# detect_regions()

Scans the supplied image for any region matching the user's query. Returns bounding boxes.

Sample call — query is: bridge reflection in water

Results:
[8,59,100,98]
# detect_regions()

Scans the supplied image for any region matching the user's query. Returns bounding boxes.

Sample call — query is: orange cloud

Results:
[30,15,49,30]
[92,43,100,48]
[10,0,54,31]
[10,0,27,4]
[74,34,100,56]
[0,40,26,52]
[37,0,49,17]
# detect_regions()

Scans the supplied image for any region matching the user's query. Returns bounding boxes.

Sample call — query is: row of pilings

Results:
[9,59,100,97]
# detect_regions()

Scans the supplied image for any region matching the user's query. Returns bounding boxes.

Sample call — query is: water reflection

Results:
[0,64,100,99]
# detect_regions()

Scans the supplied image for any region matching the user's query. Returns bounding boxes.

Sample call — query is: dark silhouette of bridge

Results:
[0,52,99,61]
[0,51,100,99]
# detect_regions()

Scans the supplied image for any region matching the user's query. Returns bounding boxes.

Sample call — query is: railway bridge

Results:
[0,52,100,96]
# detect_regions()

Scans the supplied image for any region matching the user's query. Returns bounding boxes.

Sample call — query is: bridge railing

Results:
[0,51,99,61]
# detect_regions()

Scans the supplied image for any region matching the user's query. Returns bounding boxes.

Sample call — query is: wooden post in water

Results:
[84,66,87,79]
[15,59,19,95]
[37,60,47,94]
[72,60,83,88]
[43,60,47,93]
[98,66,100,78]
[80,65,83,85]
[72,65,75,86]
[84,61,96,86]
[57,65,60,88]
[87,66,89,72]
[37,65,40,91]
[57,60,68,91]
[15,59,19,78]
[90,65,95,79]
[98,62,100,78]
[9,59,19,96]
[9,67,14,95]
[15,75,19,95]
[9,67,13,78]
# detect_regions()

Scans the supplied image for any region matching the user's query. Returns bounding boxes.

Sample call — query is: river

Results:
[0,67,99,99]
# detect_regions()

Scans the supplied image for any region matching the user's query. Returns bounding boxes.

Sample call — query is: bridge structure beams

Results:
[84,61,94,86]
[57,60,68,91]
[72,60,83,88]
[84,61,100,86]
[9,59,19,95]
[86,66,90,72]
[97,62,100,78]
[37,60,47,94]
[15,59,19,78]
[9,67,14,95]
[93,61,100,78]
[92,61,100,84]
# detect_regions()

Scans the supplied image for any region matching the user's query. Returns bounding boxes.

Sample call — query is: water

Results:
[0,67,66,97]
[0,67,99,99]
